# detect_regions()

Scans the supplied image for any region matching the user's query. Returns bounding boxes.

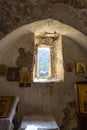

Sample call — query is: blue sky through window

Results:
[38,47,50,78]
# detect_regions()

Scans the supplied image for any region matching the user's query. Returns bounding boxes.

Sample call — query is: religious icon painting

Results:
[0,64,7,75]
[7,67,19,81]
[75,62,86,76]
[19,72,31,87]
[66,63,73,72]
[75,82,87,113]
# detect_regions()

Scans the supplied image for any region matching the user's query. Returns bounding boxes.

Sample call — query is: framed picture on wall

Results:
[7,67,19,81]
[75,62,86,76]
[0,96,14,118]
[19,72,31,87]
[0,64,7,75]
[66,63,73,72]
[75,82,87,113]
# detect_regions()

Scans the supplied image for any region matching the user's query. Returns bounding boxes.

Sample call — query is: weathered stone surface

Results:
[0,19,86,127]
[16,47,33,71]
[61,101,77,130]
[0,0,87,40]
[0,1,86,130]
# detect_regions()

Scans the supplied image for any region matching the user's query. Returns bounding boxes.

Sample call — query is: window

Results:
[33,34,64,83]
[38,47,50,79]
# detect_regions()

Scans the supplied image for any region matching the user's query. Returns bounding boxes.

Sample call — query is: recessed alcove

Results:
[0,19,87,129]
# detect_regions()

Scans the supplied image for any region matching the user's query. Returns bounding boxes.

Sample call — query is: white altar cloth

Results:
[18,114,60,130]
[0,96,19,130]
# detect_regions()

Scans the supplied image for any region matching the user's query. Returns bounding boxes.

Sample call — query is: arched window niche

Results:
[33,32,64,83]
[0,18,85,83]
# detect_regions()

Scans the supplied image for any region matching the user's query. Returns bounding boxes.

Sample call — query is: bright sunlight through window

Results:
[38,47,50,79]
[33,34,64,83]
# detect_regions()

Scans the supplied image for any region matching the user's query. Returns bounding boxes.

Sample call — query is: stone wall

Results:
[0,19,86,130]
[0,0,87,40]
[0,1,87,130]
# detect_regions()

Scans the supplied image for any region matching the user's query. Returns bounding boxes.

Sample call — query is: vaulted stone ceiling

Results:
[0,0,86,8]
[46,0,87,8]
[0,0,87,40]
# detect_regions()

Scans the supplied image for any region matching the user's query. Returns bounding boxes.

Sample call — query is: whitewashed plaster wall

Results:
[0,19,87,130]
[0,0,86,129]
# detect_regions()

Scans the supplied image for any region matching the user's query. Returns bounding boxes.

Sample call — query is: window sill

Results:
[33,78,63,83]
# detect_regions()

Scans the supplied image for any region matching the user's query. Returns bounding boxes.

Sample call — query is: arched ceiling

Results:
[32,0,87,8]
[0,0,87,37]
[0,19,87,57]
